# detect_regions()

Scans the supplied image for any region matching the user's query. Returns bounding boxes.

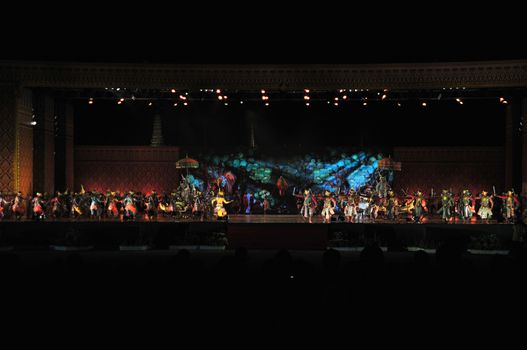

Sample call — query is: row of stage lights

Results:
[88,88,511,107]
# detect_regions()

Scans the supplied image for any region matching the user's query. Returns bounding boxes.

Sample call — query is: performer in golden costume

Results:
[212,190,232,220]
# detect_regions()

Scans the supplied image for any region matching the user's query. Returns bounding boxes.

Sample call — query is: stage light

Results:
[421,102,427,107]
[183,102,188,106]
[304,95,310,100]
[304,89,310,93]
[334,102,339,106]
[88,100,93,104]
[116,88,120,91]
[117,101,122,105]
[261,95,269,101]
[377,92,381,96]
[148,102,153,106]
[216,89,221,94]
[179,95,187,100]
[30,121,37,125]
[224,102,229,106]
[120,98,124,101]
[334,97,339,101]
[240,101,244,104]
[265,102,269,106]
[171,89,176,93]
[223,95,228,100]
[381,94,387,100]
[173,103,178,106]
[218,95,223,100]
[397,102,402,107]
[363,102,367,106]
[261,89,266,94]
[305,102,310,106]
[342,95,347,100]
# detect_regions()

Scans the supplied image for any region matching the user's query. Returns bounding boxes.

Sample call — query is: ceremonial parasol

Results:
[176,154,199,176]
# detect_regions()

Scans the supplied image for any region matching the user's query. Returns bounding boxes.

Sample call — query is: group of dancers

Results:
[0,178,522,224]
[0,179,240,222]
[0,190,160,222]
[296,185,521,224]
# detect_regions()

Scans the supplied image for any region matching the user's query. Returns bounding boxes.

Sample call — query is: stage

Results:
[0,214,515,251]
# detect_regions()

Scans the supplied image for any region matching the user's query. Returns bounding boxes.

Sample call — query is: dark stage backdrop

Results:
[74,146,180,195]
[393,146,505,195]
[73,145,504,203]
[74,100,506,149]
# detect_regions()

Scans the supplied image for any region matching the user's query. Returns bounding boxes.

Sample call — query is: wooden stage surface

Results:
[0,214,515,251]
[0,214,508,224]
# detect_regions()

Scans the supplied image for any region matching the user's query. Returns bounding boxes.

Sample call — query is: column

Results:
[505,103,514,191]
[32,90,55,194]
[0,86,33,195]
[150,114,164,146]
[54,100,74,192]
[64,102,75,191]
[522,96,527,198]
[245,110,257,149]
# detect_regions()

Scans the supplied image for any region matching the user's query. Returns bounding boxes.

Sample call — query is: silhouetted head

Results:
[414,250,430,265]
[323,248,341,271]
[234,246,248,262]
[275,249,292,264]
[360,243,385,264]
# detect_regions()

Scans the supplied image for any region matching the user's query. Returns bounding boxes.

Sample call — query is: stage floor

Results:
[228,214,506,225]
[0,213,515,251]
[0,214,508,225]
